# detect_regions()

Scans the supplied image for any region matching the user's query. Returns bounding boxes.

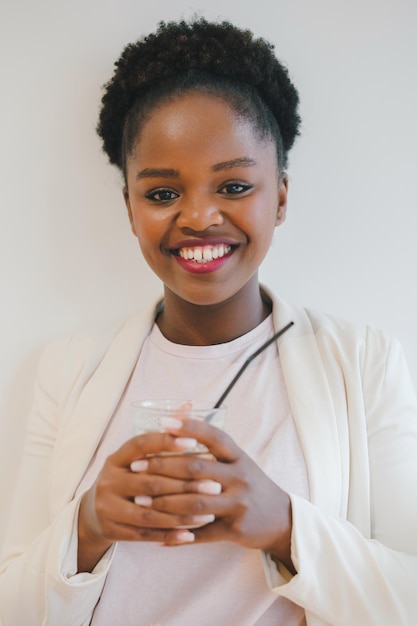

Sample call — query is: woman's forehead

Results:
[132,105,270,168]
[132,91,276,160]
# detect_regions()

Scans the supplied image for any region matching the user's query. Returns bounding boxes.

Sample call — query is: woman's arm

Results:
[0,340,111,626]
[268,332,417,625]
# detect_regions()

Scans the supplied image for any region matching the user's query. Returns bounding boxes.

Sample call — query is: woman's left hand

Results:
[133,416,295,573]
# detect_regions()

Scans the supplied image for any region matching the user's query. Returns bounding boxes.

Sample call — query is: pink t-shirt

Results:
[79,315,309,625]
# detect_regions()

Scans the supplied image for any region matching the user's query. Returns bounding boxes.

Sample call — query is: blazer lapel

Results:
[269,291,344,517]
[49,302,160,515]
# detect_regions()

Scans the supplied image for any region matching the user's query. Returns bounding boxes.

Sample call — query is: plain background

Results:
[0,0,416,543]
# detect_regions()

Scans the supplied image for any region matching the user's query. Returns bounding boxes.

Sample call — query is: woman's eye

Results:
[145,189,179,202]
[219,183,252,195]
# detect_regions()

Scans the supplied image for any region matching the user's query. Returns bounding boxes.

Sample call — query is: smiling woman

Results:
[1,17,417,626]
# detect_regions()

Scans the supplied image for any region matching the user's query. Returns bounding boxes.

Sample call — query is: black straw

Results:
[206,320,294,419]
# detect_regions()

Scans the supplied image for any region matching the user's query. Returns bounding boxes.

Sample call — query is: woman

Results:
[1,19,417,626]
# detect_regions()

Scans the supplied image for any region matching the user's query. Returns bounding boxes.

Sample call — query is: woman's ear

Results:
[123,186,137,236]
[276,173,288,226]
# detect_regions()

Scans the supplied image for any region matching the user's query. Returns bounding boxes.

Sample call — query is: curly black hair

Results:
[97,19,301,178]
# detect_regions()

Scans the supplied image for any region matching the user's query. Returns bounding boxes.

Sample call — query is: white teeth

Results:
[178,244,232,263]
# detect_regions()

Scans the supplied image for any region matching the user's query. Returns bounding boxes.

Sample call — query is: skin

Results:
[124,92,288,345]
[78,92,295,575]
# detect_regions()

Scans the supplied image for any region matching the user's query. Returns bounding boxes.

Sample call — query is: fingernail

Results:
[175,530,195,543]
[134,495,152,506]
[161,416,183,430]
[192,514,215,524]
[130,459,149,472]
[197,480,222,495]
[174,437,197,450]
[175,401,192,416]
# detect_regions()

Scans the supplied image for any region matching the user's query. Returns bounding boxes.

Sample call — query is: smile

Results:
[177,244,232,263]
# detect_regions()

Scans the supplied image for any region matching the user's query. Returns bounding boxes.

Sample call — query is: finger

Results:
[162,417,239,462]
[150,493,232,519]
[97,495,215,532]
[144,452,233,486]
[103,521,196,545]
[162,519,228,546]
[192,519,232,543]
[173,401,192,418]
[108,431,198,468]
[121,471,222,498]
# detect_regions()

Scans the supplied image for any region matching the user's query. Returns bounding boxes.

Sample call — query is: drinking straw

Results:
[205,320,294,421]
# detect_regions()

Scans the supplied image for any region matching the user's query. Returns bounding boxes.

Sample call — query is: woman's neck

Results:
[156,283,272,346]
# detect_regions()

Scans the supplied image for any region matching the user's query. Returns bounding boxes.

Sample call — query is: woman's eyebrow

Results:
[136,168,179,180]
[135,158,256,180]
[212,157,257,171]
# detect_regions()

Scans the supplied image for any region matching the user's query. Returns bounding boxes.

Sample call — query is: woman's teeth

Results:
[178,244,232,263]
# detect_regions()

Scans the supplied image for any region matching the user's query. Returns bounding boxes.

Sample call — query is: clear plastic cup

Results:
[132,399,226,457]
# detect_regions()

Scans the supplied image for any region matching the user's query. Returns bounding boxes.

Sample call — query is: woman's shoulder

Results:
[267,288,397,358]
[36,299,161,393]
[303,306,380,341]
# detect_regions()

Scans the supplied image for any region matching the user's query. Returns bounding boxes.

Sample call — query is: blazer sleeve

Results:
[265,330,417,626]
[0,339,113,626]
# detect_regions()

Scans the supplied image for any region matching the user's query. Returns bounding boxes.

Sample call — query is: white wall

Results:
[1,0,416,542]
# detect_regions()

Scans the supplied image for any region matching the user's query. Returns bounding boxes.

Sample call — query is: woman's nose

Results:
[176,197,224,231]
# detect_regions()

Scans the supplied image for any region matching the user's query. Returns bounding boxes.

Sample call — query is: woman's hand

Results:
[137,417,295,573]
[77,425,220,572]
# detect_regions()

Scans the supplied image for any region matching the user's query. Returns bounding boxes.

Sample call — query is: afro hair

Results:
[97,18,301,173]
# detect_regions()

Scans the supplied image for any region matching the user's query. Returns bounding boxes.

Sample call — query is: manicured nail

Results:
[130,459,149,472]
[174,437,197,450]
[197,480,222,495]
[134,495,152,506]
[161,416,183,430]
[174,401,192,417]
[192,514,215,524]
[175,530,195,543]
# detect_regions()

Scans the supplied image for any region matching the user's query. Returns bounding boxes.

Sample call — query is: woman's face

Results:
[124,92,287,308]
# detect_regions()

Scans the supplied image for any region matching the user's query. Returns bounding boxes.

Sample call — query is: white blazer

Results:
[1,290,417,626]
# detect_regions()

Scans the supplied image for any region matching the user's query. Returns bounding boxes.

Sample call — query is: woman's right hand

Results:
[77,427,218,573]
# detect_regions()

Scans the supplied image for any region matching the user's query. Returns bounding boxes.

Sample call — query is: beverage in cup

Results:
[132,399,226,458]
